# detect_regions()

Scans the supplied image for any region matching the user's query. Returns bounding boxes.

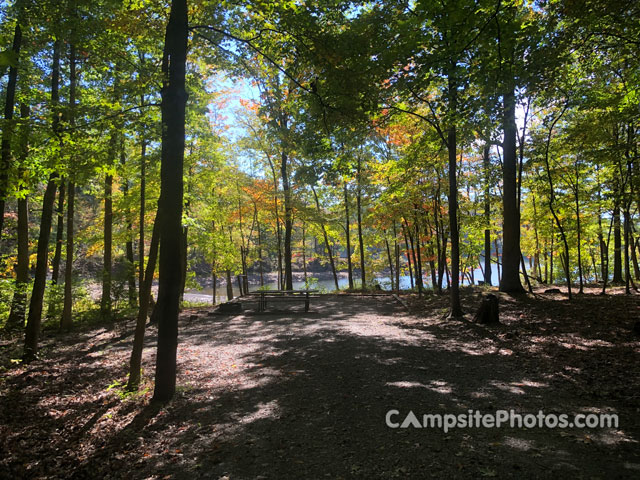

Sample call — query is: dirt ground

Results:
[1,287,639,479]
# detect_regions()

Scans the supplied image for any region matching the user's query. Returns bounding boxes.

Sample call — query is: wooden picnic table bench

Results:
[247,289,318,312]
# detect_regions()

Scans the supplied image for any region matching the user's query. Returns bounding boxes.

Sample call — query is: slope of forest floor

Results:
[1,287,639,479]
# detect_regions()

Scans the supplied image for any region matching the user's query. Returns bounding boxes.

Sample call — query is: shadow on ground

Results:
[1,292,639,479]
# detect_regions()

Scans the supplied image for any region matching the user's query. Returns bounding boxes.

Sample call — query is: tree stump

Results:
[544,288,562,294]
[474,294,500,324]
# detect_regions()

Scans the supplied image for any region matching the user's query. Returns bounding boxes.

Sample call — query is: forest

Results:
[0,0,639,478]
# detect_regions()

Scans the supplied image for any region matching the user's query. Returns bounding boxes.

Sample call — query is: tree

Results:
[152,0,188,403]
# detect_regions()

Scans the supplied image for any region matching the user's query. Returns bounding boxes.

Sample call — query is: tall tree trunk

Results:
[624,208,632,294]
[153,0,188,403]
[401,222,414,289]
[127,216,160,391]
[447,69,462,317]
[384,232,394,290]
[344,182,354,289]
[281,149,293,290]
[61,43,78,329]
[180,163,193,303]
[50,181,65,287]
[23,38,62,361]
[301,220,307,284]
[413,214,424,294]
[120,140,137,308]
[483,145,492,286]
[312,185,339,290]
[139,136,146,302]
[393,221,400,290]
[0,20,22,238]
[532,194,542,282]
[258,219,264,286]
[268,162,283,290]
[356,156,366,288]
[612,203,623,283]
[6,103,30,331]
[61,181,75,329]
[499,85,524,293]
[542,108,572,298]
[574,165,584,294]
[549,225,554,285]
[101,167,113,316]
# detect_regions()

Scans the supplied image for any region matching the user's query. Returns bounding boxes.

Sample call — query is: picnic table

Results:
[248,289,318,312]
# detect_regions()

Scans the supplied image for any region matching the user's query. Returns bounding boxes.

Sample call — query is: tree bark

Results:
[153,0,188,403]
[281,149,293,290]
[60,181,75,329]
[499,85,524,293]
[344,182,354,289]
[6,103,31,331]
[447,69,462,317]
[23,38,62,361]
[356,155,366,288]
[483,145,492,286]
[23,176,58,360]
[50,181,65,286]
[61,43,78,329]
[121,136,137,308]
[226,269,233,300]
[612,203,623,283]
[312,185,339,290]
[101,166,113,317]
[139,136,146,302]
[127,216,160,391]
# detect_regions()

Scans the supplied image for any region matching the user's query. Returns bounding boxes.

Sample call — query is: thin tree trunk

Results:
[139,136,146,302]
[447,68,462,316]
[50,181,65,288]
[127,216,160,391]
[401,222,414,289]
[549,224,554,285]
[613,203,623,283]
[344,182,354,289]
[356,155,366,288]
[312,185,339,290]
[574,163,584,293]
[384,232,394,290]
[101,167,113,316]
[118,136,137,308]
[542,107,572,298]
[281,149,293,290]
[495,238,501,284]
[6,104,31,331]
[301,220,307,284]
[61,43,78,328]
[414,215,424,295]
[483,145,492,286]
[624,209,632,294]
[393,221,400,290]
[61,180,75,329]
